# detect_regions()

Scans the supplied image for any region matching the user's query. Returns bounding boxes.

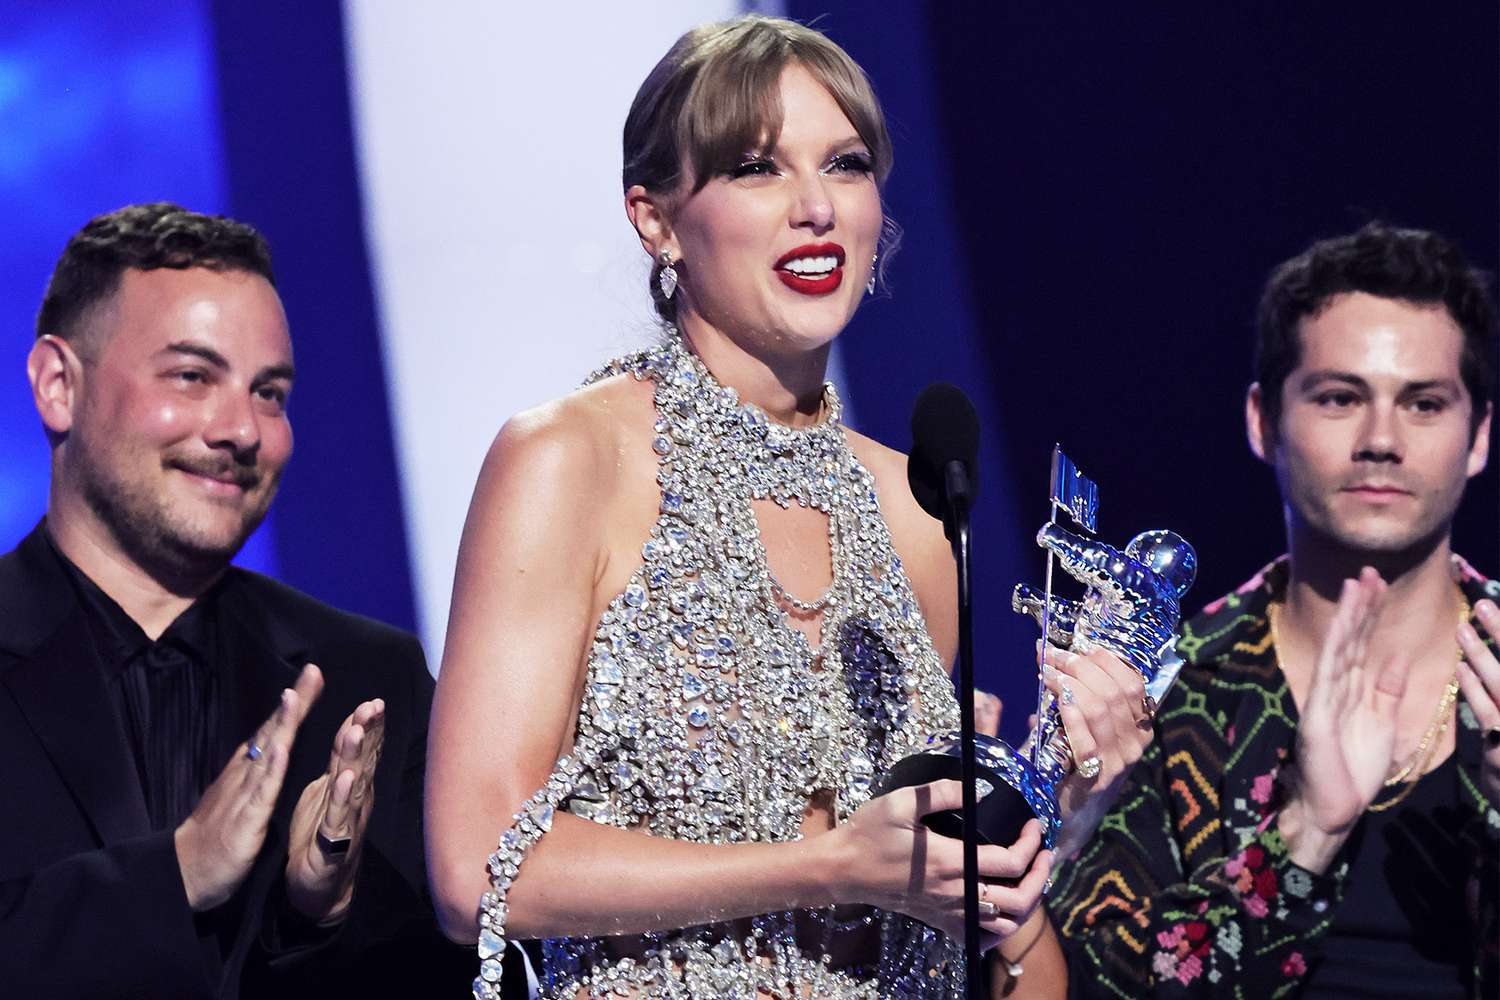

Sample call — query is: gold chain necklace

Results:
[1266,588,1468,812]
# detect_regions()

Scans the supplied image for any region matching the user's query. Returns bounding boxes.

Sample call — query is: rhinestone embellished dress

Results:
[474,333,964,999]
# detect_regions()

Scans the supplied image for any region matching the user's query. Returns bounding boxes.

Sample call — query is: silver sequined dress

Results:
[474,334,965,999]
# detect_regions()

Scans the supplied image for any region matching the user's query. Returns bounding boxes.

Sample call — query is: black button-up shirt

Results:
[45,533,222,832]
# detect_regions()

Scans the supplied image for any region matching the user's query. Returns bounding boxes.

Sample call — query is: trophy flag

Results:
[1049,446,1099,534]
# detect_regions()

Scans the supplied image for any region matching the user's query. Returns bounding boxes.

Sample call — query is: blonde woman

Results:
[428,16,1149,999]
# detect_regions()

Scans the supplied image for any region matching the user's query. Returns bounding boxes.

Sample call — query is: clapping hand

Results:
[285,697,386,924]
[175,664,324,911]
[1280,568,1409,871]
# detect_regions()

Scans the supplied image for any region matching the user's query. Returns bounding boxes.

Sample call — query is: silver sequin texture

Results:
[476,332,964,999]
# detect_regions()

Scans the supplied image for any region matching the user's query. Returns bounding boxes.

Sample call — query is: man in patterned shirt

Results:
[1049,222,1500,998]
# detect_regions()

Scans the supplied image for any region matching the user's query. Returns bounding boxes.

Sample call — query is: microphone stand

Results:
[943,461,983,999]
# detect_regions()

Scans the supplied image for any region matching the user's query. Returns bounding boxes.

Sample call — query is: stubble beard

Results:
[1288,478,1459,581]
[72,438,276,583]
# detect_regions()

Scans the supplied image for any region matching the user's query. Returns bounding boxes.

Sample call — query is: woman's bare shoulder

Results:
[485,372,657,482]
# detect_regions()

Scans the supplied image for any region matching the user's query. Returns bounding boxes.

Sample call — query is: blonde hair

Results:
[623,15,895,320]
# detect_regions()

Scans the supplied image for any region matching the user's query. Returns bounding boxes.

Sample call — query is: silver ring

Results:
[246,742,263,762]
[1077,755,1102,779]
[978,899,1001,919]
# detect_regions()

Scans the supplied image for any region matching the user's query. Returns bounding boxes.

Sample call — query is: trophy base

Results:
[872,735,1061,849]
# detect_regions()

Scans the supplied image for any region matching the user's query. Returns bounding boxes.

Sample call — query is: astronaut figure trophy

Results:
[875,447,1197,849]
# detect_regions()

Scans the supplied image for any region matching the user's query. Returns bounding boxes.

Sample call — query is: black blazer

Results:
[0,523,484,999]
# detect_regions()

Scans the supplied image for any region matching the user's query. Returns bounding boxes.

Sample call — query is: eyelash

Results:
[729,158,776,179]
[1314,391,1358,407]
[726,152,874,179]
[1312,391,1448,414]
[828,152,874,174]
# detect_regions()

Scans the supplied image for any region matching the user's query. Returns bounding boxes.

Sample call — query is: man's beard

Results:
[74,442,275,581]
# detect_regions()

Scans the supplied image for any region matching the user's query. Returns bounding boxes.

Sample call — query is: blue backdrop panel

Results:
[0,0,275,575]
[207,1,416,632]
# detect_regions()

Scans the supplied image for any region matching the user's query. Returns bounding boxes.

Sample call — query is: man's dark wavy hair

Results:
[35,202,275,352]
[1254,221,1497,439]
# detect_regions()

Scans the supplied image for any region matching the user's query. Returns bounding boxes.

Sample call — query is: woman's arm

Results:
[425,400,1049,944]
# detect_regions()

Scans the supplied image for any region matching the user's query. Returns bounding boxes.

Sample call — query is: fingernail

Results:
[1043,664,1060,682]
[1460,622,1479,643]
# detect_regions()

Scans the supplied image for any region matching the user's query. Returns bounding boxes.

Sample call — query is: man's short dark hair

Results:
[1254,221,1497,437]
[35,202,275,353]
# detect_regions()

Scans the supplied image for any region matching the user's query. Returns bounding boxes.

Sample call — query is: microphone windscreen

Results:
[907,383,980,521]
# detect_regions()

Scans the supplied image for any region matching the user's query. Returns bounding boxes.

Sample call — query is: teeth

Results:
[782,255,839,276]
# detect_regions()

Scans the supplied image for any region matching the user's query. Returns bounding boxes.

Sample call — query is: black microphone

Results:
[907,383,980,536]
[906,381,986,998]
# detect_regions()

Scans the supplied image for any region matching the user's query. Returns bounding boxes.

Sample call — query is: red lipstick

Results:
[774,242,845,296]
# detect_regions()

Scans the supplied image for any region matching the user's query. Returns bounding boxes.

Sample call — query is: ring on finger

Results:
[245,741,264,762]
[1077,755,1102,779]
[316,829,354,857]
[1140,693,1158,723]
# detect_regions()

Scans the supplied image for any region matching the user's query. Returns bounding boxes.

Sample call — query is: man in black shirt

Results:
[0,203,499,997]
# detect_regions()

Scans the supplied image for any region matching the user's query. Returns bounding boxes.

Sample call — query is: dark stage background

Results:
[790,2,1500,743]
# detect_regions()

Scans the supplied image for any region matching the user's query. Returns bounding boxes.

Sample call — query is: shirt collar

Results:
[40,527,220,673]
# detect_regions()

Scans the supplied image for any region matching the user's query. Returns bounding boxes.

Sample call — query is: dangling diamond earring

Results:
[658,249,679,300]
[866,253,878,295]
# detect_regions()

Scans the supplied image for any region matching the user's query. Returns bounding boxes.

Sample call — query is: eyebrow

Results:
[161,341,295,383]
[1296,370,1461,394]
[760,136,868,158]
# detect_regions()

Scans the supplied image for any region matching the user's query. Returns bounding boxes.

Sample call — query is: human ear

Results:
[625,184,676,260]
[1466,401,1492,478]
[27,335,82,435]
[1245,382,1273,463]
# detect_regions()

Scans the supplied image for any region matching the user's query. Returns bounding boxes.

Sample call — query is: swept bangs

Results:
[624,16,893,197]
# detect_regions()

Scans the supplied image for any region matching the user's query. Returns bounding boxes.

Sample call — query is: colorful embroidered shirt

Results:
[1049,556,1500,998]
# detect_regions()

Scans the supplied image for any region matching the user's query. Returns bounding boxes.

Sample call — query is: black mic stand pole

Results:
[943,461,983,1000]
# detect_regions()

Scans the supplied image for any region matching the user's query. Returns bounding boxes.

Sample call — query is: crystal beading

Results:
[476,329,964,999]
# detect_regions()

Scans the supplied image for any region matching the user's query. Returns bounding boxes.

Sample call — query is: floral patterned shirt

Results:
[1049,556,1500,998]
